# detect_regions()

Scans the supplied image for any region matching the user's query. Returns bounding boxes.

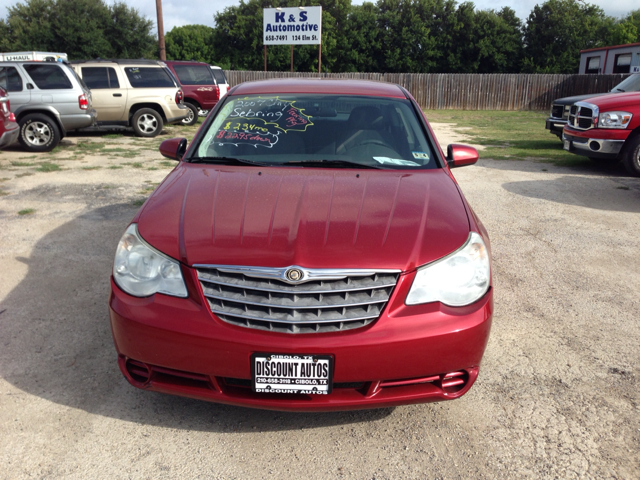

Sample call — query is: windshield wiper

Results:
[190,156,270,167]
[281,159,386,169]
[613,88,625,92]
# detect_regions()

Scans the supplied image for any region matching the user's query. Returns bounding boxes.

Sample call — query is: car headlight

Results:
[406,232,490,307]
[113,224,187,298]
[598,111,632,129]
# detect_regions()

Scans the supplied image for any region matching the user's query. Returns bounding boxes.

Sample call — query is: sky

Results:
[0,0,638,34]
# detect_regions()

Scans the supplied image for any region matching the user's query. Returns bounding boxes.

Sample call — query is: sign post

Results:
[263,6,322,74]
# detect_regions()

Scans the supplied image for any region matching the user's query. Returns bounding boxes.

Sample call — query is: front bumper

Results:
[109,267,493,412]
[562,127,627,160]
[0,123,19,148]
[546,118,567,135]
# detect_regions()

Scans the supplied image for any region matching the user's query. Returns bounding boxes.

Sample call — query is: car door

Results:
[0,65,31,110]
[80,66,127,121]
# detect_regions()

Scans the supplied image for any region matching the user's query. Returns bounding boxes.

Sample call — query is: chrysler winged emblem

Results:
[285,268,303,282]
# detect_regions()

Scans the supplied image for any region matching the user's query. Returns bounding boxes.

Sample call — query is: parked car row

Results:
[0,55,229,151]
[546,73,640,176]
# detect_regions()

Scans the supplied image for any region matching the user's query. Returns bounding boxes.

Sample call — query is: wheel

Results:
[18,113,61,152]
[181,102,198,126]
[622,135,640,177]
[131,108,163,137]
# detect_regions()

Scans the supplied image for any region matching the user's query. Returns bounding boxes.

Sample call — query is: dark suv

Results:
[164,61,220,126]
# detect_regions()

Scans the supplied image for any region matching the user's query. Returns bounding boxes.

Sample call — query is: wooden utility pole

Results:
[156,0,166,60]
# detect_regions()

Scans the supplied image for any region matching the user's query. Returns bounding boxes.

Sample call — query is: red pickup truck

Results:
[562,92,640,176]
[164,60,220,126]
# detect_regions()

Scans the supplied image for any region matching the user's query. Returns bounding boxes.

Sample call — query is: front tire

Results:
[131,108,163,137]
[18,113,61,152]
[181,102,198,126]
[622,135,640,177]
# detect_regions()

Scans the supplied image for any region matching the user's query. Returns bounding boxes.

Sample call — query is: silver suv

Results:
[0,61,96,151]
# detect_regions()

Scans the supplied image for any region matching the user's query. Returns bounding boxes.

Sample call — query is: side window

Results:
[108,68,120,88]
[613,54,632,74]
[211,69,227,85]
[0,67,23,92]
[172,65,214,86]
[82,67,109,88]
[124,67,174,88]
[585,56,600,74]
[23,64,73,90]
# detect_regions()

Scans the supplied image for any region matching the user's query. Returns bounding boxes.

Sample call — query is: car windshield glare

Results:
[612,74,640,93]
[193,94,437,170]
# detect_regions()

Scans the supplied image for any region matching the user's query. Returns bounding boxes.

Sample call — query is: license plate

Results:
[252,353,333,394]
[563,140,571,151]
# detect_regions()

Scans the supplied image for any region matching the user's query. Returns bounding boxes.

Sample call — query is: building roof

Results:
[580,42,640,54]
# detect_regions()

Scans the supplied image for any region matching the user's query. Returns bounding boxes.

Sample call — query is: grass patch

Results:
[130,162,144,168]
[82,166,101,170]
[158,160,175,167]
[617,186,631,190]
[76,141,106,152]
[0,177,10,182]
[147,167,159,170]
[19,155,37,160]
[424,110,584,166]
[107,165,123,169]
[18,208,35,216]
[103,134,124,139]
[16,172,34,177]
[36,162,61,172]
[131,199,145,207]
[0,189,9,196]
[11,161,35,167]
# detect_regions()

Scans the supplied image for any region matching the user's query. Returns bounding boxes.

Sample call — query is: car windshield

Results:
[611,74,640,92]
[193,94,437,170]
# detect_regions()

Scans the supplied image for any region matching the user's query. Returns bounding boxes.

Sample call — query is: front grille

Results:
[551,104,564,119]
[568,104,595,130]
[196,266,400,334]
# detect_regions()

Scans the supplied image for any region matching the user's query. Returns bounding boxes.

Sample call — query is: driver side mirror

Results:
[159,137,188,161]
[446,144,478,168]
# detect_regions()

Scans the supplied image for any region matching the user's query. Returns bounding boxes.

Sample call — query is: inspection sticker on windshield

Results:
[252,353,333,394]
[412,151,430,160]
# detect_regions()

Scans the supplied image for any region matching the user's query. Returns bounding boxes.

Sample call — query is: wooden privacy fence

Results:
[222,71,630,111]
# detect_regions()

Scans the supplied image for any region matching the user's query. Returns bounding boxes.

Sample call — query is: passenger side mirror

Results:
[446,144,478,168]
[159,137,188,161]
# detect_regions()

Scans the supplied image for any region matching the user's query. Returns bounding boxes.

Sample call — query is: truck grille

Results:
[195,265,400,334]
[551,104,565,119]
[568,105,595,130]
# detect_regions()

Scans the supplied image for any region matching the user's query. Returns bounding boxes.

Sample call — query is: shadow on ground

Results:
[0,202,393,432]
[501,174,640,213]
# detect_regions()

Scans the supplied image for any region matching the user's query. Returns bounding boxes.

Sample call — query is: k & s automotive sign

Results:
[263,7,322,45]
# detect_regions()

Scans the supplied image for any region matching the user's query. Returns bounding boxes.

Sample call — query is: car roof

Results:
[70,59,161,66]
[232,78,406,98]
[164,60,209,66]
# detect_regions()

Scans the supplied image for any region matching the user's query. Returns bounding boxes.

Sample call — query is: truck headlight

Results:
[113,224,187,298]
[406,232,490,307]
[598,111,632,129]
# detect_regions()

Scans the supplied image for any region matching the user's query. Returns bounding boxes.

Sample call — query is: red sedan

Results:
[0,87,19,149]
[109,79,493,411]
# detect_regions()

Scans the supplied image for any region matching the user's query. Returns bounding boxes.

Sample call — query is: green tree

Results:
[522,0,611,73]
[333,2,380,72]
[474,8,523,73]
[0,0,155,60]
[166,25,217,63]
[626,9,640,42]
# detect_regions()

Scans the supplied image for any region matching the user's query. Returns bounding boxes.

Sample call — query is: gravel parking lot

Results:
[0,123,638,479]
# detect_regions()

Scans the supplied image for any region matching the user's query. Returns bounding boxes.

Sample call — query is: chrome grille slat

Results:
[198,270,398,294]
[196,266,400,334]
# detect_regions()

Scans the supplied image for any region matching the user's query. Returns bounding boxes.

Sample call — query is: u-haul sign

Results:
[263,7,322,46]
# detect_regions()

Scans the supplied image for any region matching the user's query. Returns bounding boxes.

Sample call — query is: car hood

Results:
[136,164,471,271]
[578,91,640,110]
[553,92,614,106]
